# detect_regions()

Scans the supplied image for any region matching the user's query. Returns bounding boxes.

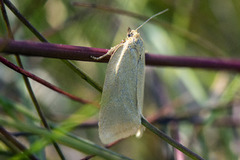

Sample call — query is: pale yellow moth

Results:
[93,9,168,144]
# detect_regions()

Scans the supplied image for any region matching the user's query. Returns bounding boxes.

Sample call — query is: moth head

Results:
[127,27,140,38]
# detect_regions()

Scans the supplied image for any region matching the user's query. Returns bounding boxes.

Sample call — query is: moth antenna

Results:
[135,9,169,31]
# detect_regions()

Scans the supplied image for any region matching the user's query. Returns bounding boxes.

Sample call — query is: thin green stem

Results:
[141,117,204,160]
[4,0,102,93]
[0,126,39,160]
[62,60,102,92]
[1,1,65,159]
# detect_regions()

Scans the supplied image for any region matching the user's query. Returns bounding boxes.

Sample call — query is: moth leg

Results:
[91,44,122,60]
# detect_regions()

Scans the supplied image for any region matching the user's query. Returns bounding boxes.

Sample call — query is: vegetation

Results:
[1,0,240,159]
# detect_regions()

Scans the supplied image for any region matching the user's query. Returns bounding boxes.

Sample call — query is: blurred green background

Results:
[1,0,240,159]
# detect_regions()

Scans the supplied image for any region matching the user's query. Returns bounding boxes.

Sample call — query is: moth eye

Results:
[128,32,134,37]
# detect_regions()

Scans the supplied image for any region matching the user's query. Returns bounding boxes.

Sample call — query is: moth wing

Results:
[99,44,142,144]
[136,46,145,113]
[136,46,145,137]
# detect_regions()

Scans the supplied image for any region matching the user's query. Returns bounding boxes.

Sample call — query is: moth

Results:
[93,9,168,144]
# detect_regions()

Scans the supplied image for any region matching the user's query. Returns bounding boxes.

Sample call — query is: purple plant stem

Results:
[1,39,240,71]
[146,54,240,70]
[0,55,92,105]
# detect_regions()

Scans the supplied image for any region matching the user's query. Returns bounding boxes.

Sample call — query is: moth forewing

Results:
[99,30,145,144]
